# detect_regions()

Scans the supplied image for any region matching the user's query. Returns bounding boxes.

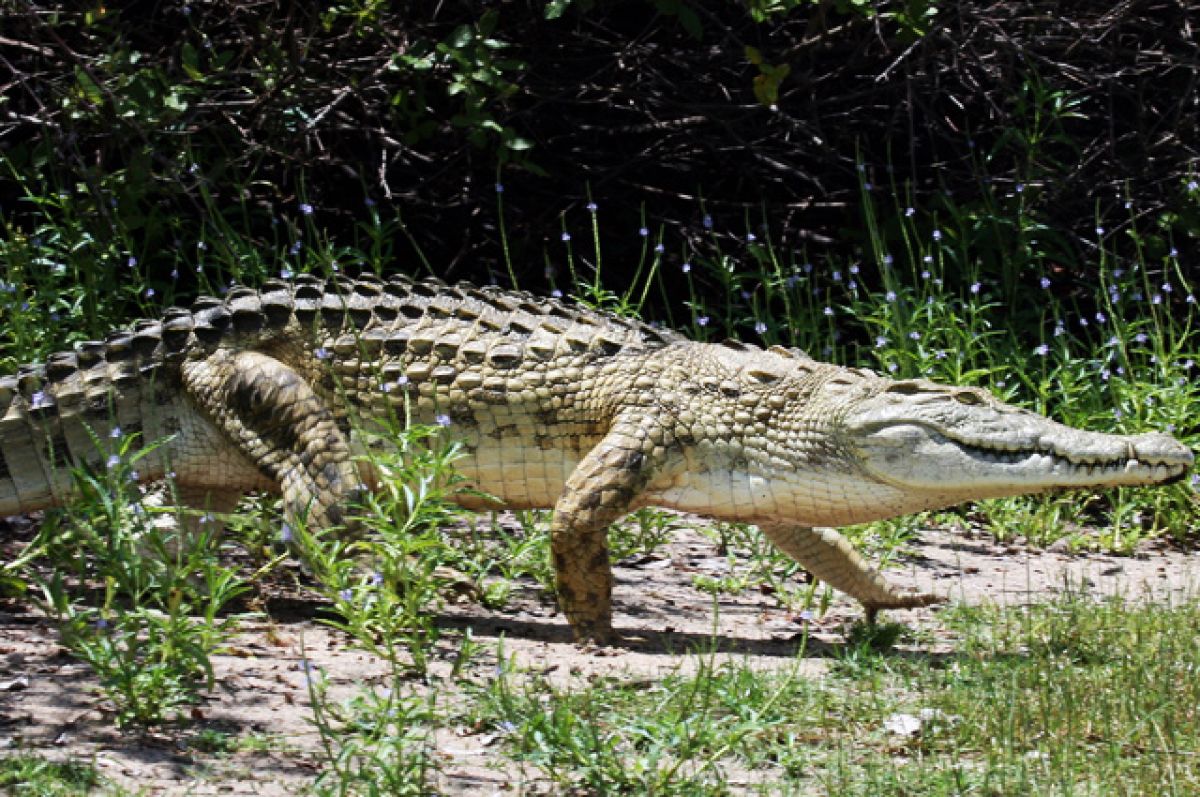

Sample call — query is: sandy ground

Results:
[1,523,1197,795]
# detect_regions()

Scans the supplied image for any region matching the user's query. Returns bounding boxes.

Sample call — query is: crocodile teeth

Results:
[1124,459,1141,474]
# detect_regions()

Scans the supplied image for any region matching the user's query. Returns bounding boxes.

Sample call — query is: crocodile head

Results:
[844,379,1193,501]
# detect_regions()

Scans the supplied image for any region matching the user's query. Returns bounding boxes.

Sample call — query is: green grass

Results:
[0,755,111,796]
[464,595,1200,796]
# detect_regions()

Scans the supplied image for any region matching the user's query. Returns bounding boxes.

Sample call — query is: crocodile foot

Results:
[863,591,945,624]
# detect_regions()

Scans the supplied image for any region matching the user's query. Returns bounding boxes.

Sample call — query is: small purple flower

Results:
[920,270,931,280]
[299,203,314,215]
[106,454,120,470]
[338,588,353,602]
[494,183,504,193]
[561,232,571,242]
[932,229,942,242]
[550,289,563,298]
[1163,282,1173,293]
[905,207,915,217]
[881,255,893,267]
[1015,183,1025,193]
[1095,226,1105,236]
[754,321,768,335]
[935,350,947,360]
[885,291,897,302]
[586,202,598,212]
[875,335,889,348]
[1034,344,1050,356]
[908,331,921,340]
[849,264,860,275]
[365,197,376,208]
[289,241,303,255]
[969,282,981,294]
[638,227,649,237]
[654,243,665,254]
[110,427,122,439]
[823,307,834,317]
[370,572,384,587]
[280,268,293,279]
[94,618,109,631]
[746,233,757,243]
[280,523,294,543]
[1040,277,1051,289]
[1153,294,1163,305]
[832,271,842,282]
[1188,180,1198,192]
[887,363,899,373]
[127,256,138,268]
[1134,332,1149,343]
[681,263,691,274]
[702,215,713,230]
[315,347,331,360]
[30,390,50,409]
[696,316,710,327]
[1169,247,1179,258]
[435,414,452,427]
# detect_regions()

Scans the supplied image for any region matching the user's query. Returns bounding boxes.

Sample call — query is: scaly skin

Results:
[0,275,1191,642]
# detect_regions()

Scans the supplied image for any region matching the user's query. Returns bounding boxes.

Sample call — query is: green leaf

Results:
[478,8,500,38]
[449,24,473,49]
[181,42,203,80]
[163,91,188,112]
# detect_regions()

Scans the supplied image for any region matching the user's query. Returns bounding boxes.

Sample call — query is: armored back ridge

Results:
[0,275,1191,642]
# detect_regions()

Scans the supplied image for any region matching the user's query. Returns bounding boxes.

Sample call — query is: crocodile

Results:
[0,274,1192,642]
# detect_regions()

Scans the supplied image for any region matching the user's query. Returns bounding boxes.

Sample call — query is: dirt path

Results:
[2,525,1197,795]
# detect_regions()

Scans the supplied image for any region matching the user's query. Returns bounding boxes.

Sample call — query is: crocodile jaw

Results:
[846,392,1193,497]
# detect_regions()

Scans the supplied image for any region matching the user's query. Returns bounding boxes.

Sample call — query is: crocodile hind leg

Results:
[551,421,661,644]
[758,524,942,620]
[181,350,364,533]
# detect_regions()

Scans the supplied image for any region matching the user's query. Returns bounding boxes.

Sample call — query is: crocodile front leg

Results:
[181,350,363,531]
[552,420,663,643]
[759,524,942,620]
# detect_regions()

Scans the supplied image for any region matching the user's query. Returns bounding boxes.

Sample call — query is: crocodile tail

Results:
[0,319,180,518]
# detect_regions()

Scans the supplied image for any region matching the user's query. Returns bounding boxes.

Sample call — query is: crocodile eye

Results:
[954,391,983,405]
